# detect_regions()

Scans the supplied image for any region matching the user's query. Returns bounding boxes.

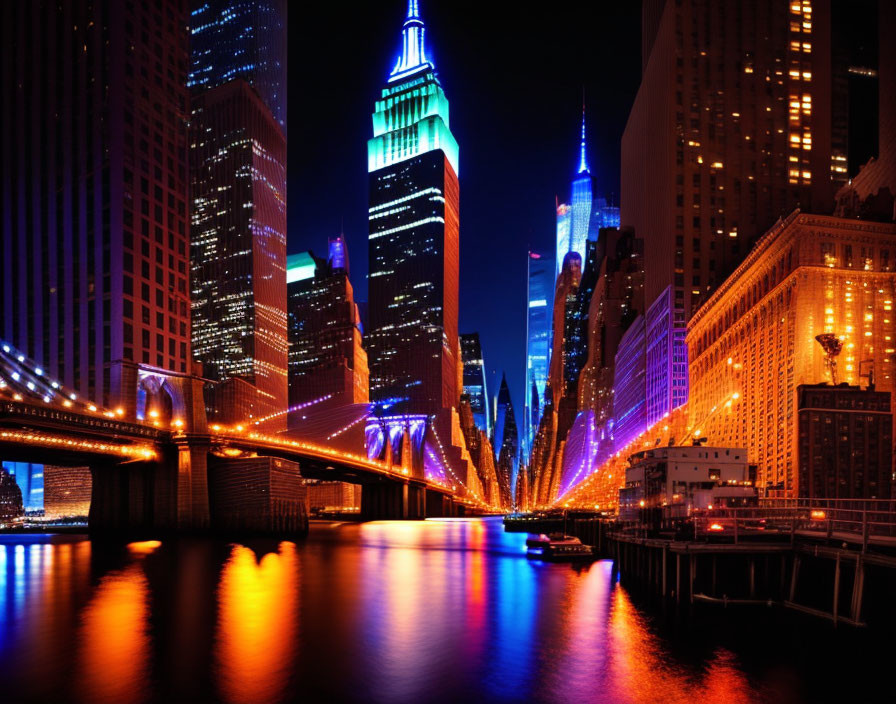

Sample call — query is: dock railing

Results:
[688,499,896,550]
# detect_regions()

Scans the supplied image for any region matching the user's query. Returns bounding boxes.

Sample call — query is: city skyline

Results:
[290,1,642,417]
[2,2,896,702]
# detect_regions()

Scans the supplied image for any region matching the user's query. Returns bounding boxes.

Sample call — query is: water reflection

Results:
[215,542,299,704]
[0,519,877,703]
[606,586,754,704]
[77,563,151,703]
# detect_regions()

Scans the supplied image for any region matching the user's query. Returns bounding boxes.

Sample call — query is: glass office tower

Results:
[523,251,554,459]
[189,0,287,134]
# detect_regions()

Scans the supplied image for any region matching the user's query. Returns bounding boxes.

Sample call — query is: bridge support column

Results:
[361,482,409,520]
[407,484,426,519]
[174,439,210,530]
[424,489,456,518]
[89,459,165,535]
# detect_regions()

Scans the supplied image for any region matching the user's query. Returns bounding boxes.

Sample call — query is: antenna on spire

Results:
[389,0,431,81]
[578,87,590,175]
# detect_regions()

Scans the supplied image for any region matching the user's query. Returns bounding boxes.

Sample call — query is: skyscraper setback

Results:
[0,0,192,412]
[367,1,460,415]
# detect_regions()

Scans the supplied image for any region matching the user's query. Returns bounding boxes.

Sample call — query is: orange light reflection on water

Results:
[606,586,756,704]
[215,542,299,704]
[77,565,150,704]
[127,540,162,555]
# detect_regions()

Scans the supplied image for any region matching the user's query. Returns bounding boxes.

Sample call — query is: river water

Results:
[0,517,890,703]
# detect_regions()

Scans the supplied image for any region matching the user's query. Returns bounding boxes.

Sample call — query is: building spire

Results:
[577,92,590,174]
[389,0,431,82]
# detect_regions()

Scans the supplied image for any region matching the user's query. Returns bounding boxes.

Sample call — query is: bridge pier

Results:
[361,482,408,520]
[359,482,461,520]
[425,490,460,518]
[89,457,176,534]
[175,438,210,530]
[89,437,210,535]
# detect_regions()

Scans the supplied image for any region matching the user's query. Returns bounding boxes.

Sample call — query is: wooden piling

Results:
[832,553,841,627]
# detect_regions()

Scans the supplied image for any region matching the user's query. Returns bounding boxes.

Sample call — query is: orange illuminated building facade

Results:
[687,211,896,496]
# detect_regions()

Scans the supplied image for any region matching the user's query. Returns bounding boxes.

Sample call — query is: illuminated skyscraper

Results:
[0,0,192,413]
[1,462,43,513]
[460,333,490,433]
[591,197,621,233]
[189,0,287,134]
[645,285,688,426]
[688,212,896,497]
[287,237,369,420]
[556,107,595,275]
[524,251,554,458]
[612,315,647,452]
[569,108,594,261]
[190,80,288,427]
[367,0,460,414]
[623,0,833,321]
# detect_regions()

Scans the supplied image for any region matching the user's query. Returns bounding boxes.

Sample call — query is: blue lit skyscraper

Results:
[1,462,43,513]
[189,0,287,133]
[367,0,460,414]
[591,197,621,233]
[557,105,593,275]
[569,107,593,261]
[524,251,554,459]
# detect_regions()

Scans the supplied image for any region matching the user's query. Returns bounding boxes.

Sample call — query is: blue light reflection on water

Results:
[0,520,889,703]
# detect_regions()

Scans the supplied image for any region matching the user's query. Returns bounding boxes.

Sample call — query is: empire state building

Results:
[367,0,460,415]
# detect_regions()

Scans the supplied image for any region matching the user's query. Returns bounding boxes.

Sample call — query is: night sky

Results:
[289,1,641,415]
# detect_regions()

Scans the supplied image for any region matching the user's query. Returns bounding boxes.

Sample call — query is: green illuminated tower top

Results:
[368,0,459,175]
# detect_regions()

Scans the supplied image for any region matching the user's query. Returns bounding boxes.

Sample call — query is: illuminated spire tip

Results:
[389,0,432,81]
[577,99,590,175]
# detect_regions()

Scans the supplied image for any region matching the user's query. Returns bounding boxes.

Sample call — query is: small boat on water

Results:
[526,533,595,562]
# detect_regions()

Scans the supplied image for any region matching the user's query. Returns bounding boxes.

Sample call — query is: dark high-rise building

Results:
[190,80,288,427]
[492,374,518,508]
[367,1,460,414]
[797,383,893,499]
[286,237,369,421]
[460,333,490,434]
[0,468,23,523]
[0,0,192,413]
[578,227,644,425]
[188,0,287,134]
[830,0,879,186]
[564,241,599,399]
[623,0,834,321]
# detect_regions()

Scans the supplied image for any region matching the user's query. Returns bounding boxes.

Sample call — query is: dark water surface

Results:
[0,517,890,703]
